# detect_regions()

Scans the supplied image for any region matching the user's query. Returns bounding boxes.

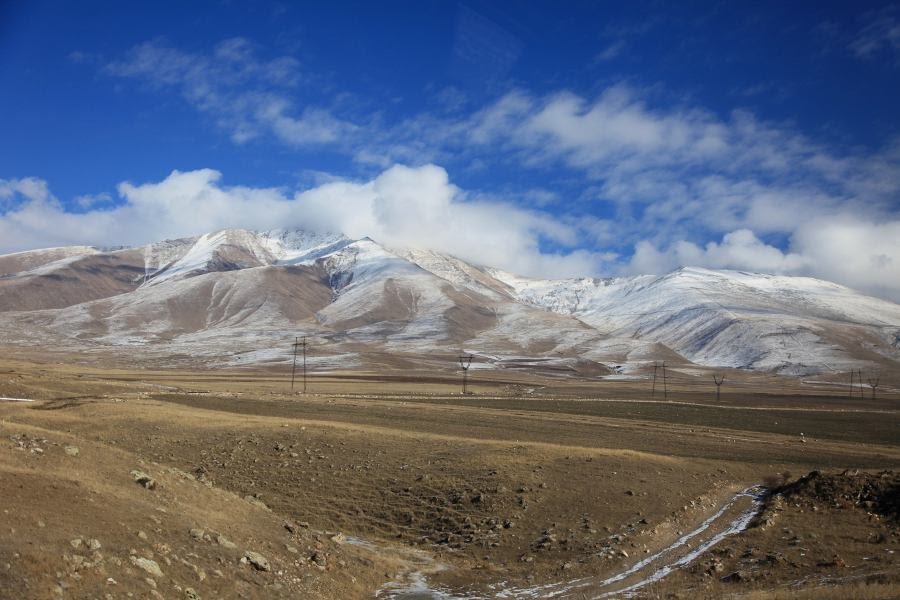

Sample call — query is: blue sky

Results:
[2,1,900,299]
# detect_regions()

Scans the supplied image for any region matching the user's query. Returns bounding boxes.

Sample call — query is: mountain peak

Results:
[0,231,898,375]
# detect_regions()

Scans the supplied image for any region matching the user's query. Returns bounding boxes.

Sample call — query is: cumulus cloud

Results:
[791,217,900,301]
[629,229,808,275]
[0,166,604,279]
[628,221,900,302]
[3,163,900,299]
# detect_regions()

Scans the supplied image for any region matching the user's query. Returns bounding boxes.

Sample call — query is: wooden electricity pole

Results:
[458,354,473,395]
[291,336,308,393]
[651,363,658,397]
[662,361,668,400]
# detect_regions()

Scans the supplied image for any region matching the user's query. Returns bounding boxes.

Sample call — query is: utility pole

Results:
[651,363,658,397]
[458,354,473,395]
[291,336,308,393]
[867,373,880,401]
[662,361,668,400]
[849,369,855,401]
[713,373,725,402]
[858,369,864,401]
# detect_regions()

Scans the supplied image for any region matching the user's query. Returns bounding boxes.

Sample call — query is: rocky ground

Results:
[0,358,898,598]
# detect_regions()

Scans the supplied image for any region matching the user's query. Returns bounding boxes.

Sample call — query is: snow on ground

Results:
[495,266,900,373]
[2,231,899,374]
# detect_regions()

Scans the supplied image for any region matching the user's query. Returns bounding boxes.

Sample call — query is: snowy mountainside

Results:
[494,267,900,373]
[0,229,898,374]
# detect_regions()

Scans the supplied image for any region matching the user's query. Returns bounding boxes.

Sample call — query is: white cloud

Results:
[0,177,53,204]
[791,217,900,300]
[0,166,604,279]
[594,40,626,62]
[105,38,354,146]
[627,221,900,302]
[629,229,807,274]
[849,8,900,62]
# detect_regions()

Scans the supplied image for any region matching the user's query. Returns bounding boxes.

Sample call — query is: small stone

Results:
[137,531,148,540]
[330,533,346,544]
[185,588,201,600]
[189,528,205,541]
[216,535,236,549]
[130,470,157,490]
[87,539,101,551]
[70,538,83,549]
[130,556,163,578]
[243,551,270,571]
[64,446,80,457]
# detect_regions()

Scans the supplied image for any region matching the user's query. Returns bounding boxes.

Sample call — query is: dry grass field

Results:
[1,353,898,599]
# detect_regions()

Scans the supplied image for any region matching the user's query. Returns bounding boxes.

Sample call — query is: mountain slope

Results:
[0,229,898,375]
[491,267,900,374]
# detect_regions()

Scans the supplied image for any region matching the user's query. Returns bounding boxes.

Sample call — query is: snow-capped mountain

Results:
[489,267,900,374]
[0,228,898,375]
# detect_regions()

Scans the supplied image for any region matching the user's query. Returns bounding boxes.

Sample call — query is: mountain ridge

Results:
[1,227,898,376]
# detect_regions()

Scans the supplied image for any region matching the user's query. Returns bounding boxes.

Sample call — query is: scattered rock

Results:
[189,528,205,541]
[87,539,101,551]
[130,470,157,490]
[216,535,236,550]
[243,551,270,571]
[130,556,164,578]
[64,446,80,457]
[722,569,749,583]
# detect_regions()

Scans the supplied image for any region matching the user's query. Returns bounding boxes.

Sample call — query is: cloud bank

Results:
[0,166,603,279]
[10,37,900,302]
[2,165,900,301]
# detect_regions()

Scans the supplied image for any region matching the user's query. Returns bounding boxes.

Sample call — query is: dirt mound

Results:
[776,470,899,519]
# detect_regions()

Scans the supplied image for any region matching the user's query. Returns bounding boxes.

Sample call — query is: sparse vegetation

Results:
[0,357,898,598]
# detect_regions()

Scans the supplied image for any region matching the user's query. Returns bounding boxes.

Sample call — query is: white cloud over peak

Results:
[2,164,900,300]
[628,218,900,301]
[0,166,603,279]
